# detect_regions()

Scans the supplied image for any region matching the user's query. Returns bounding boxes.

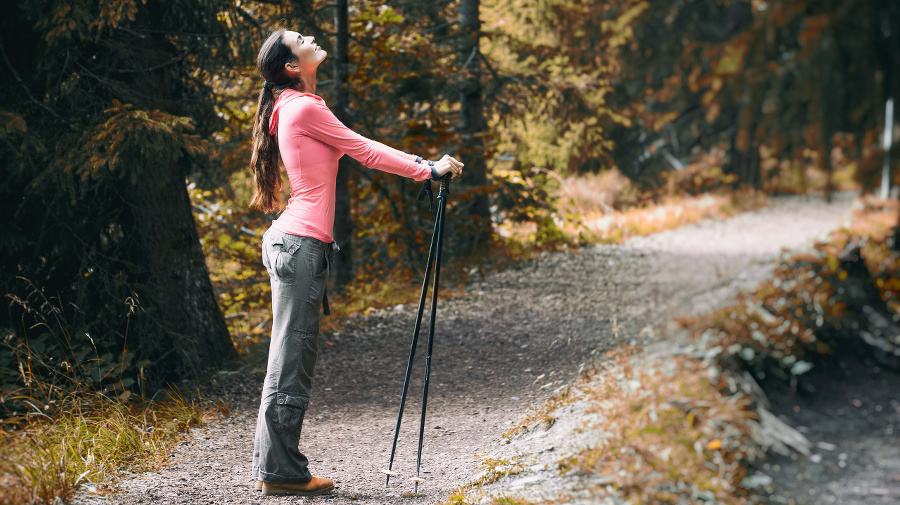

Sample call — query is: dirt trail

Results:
[74,194,862,505]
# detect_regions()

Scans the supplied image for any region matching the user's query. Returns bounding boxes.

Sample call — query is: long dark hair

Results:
[249,29,299,212]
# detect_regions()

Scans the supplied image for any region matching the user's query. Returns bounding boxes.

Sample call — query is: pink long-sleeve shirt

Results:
[268,89,431,243]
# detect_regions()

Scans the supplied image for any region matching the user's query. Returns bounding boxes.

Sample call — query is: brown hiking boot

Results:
[254,480,262,491]
[260,476,334,496]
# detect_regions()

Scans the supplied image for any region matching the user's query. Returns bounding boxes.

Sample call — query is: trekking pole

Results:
[384,174,451,490]
[412,174,450,493]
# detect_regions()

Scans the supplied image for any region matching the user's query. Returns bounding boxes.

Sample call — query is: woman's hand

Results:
[430,154,464,179]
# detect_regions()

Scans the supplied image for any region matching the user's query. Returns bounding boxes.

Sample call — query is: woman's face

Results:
[282,30,326,73]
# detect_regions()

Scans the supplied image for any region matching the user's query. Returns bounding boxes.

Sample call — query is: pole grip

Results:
[440,173,451,194]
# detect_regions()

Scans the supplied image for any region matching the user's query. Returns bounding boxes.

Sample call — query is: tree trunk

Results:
[892,206,900,252]
[815,32,847,203]
[729,79,763,189]
[457,0,493,255]
[332,0,354,291]
[123,164,235,384]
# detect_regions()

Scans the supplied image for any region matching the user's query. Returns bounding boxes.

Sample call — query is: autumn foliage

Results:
[3,0,900,435]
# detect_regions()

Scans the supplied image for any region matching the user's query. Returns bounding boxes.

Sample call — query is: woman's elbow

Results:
[355,147,381,168]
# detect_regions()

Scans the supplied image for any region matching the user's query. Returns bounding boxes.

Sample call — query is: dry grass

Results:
[496,168,768,250]
[0,391,221,505]
[443,346,765,505]
[501,383,574,439]
[436,198,898,505]
[1,274,224,504]
[557,349,760,504]
[443,454,528,505]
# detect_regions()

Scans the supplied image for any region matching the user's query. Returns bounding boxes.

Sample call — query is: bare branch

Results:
[107,49,192,74]
[0,37,64,121]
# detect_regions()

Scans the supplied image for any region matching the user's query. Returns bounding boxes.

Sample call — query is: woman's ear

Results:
[284,61,301,77]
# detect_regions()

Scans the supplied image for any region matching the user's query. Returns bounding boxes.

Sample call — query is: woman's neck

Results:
[292,74,317,95]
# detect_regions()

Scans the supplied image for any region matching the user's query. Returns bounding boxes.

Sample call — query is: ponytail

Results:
[249,29,298,213]
[249,85,281,213]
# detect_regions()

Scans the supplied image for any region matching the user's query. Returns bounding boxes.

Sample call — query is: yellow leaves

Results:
[651,111,679,132]
[191,185,272,353]
[601,1,651,48]
[714,36,749,77]
[825,253,840,273]
[707,439,722,450]
[88,0,146,34]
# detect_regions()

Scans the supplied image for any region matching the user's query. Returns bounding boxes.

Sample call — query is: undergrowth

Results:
[0,389,221,505]
[556,349,760,504]
[443,347,763,505]
[445,454,529,505]
[494,165,769,252]
[444,198,898,504]
[680,196,900,385]
[1,278,223,505]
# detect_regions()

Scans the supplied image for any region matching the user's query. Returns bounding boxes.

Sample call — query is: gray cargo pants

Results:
[252,227,334,483]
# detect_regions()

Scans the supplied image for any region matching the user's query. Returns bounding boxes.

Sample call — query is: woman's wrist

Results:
[427,160,440,180]
[415,156,440,180]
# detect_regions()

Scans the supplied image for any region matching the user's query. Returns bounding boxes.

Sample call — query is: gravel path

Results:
[74,194,863,505]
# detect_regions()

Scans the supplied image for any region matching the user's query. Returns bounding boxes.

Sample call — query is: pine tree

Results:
[0,0,242,387]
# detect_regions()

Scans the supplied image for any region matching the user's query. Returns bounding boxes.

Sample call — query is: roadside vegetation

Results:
[0,320,223,505]
[442,198,899,504]
[0,144,873,505]
[0,392,218,505]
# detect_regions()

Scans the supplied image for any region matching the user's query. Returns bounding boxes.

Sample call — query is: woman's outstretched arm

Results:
[294,98,432,180]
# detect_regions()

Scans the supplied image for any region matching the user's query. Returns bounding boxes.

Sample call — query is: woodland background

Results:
[1,1,900,500]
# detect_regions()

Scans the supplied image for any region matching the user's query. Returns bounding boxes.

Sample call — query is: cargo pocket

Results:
[275,392,309,434]
[270,237,302,284]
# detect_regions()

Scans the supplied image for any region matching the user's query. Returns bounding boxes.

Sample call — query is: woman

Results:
[248,29,463,496]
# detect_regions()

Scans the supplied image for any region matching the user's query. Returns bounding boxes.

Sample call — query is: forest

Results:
[1,0,899,504]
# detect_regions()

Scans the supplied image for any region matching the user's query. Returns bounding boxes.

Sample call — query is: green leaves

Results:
[485,0,643,175]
